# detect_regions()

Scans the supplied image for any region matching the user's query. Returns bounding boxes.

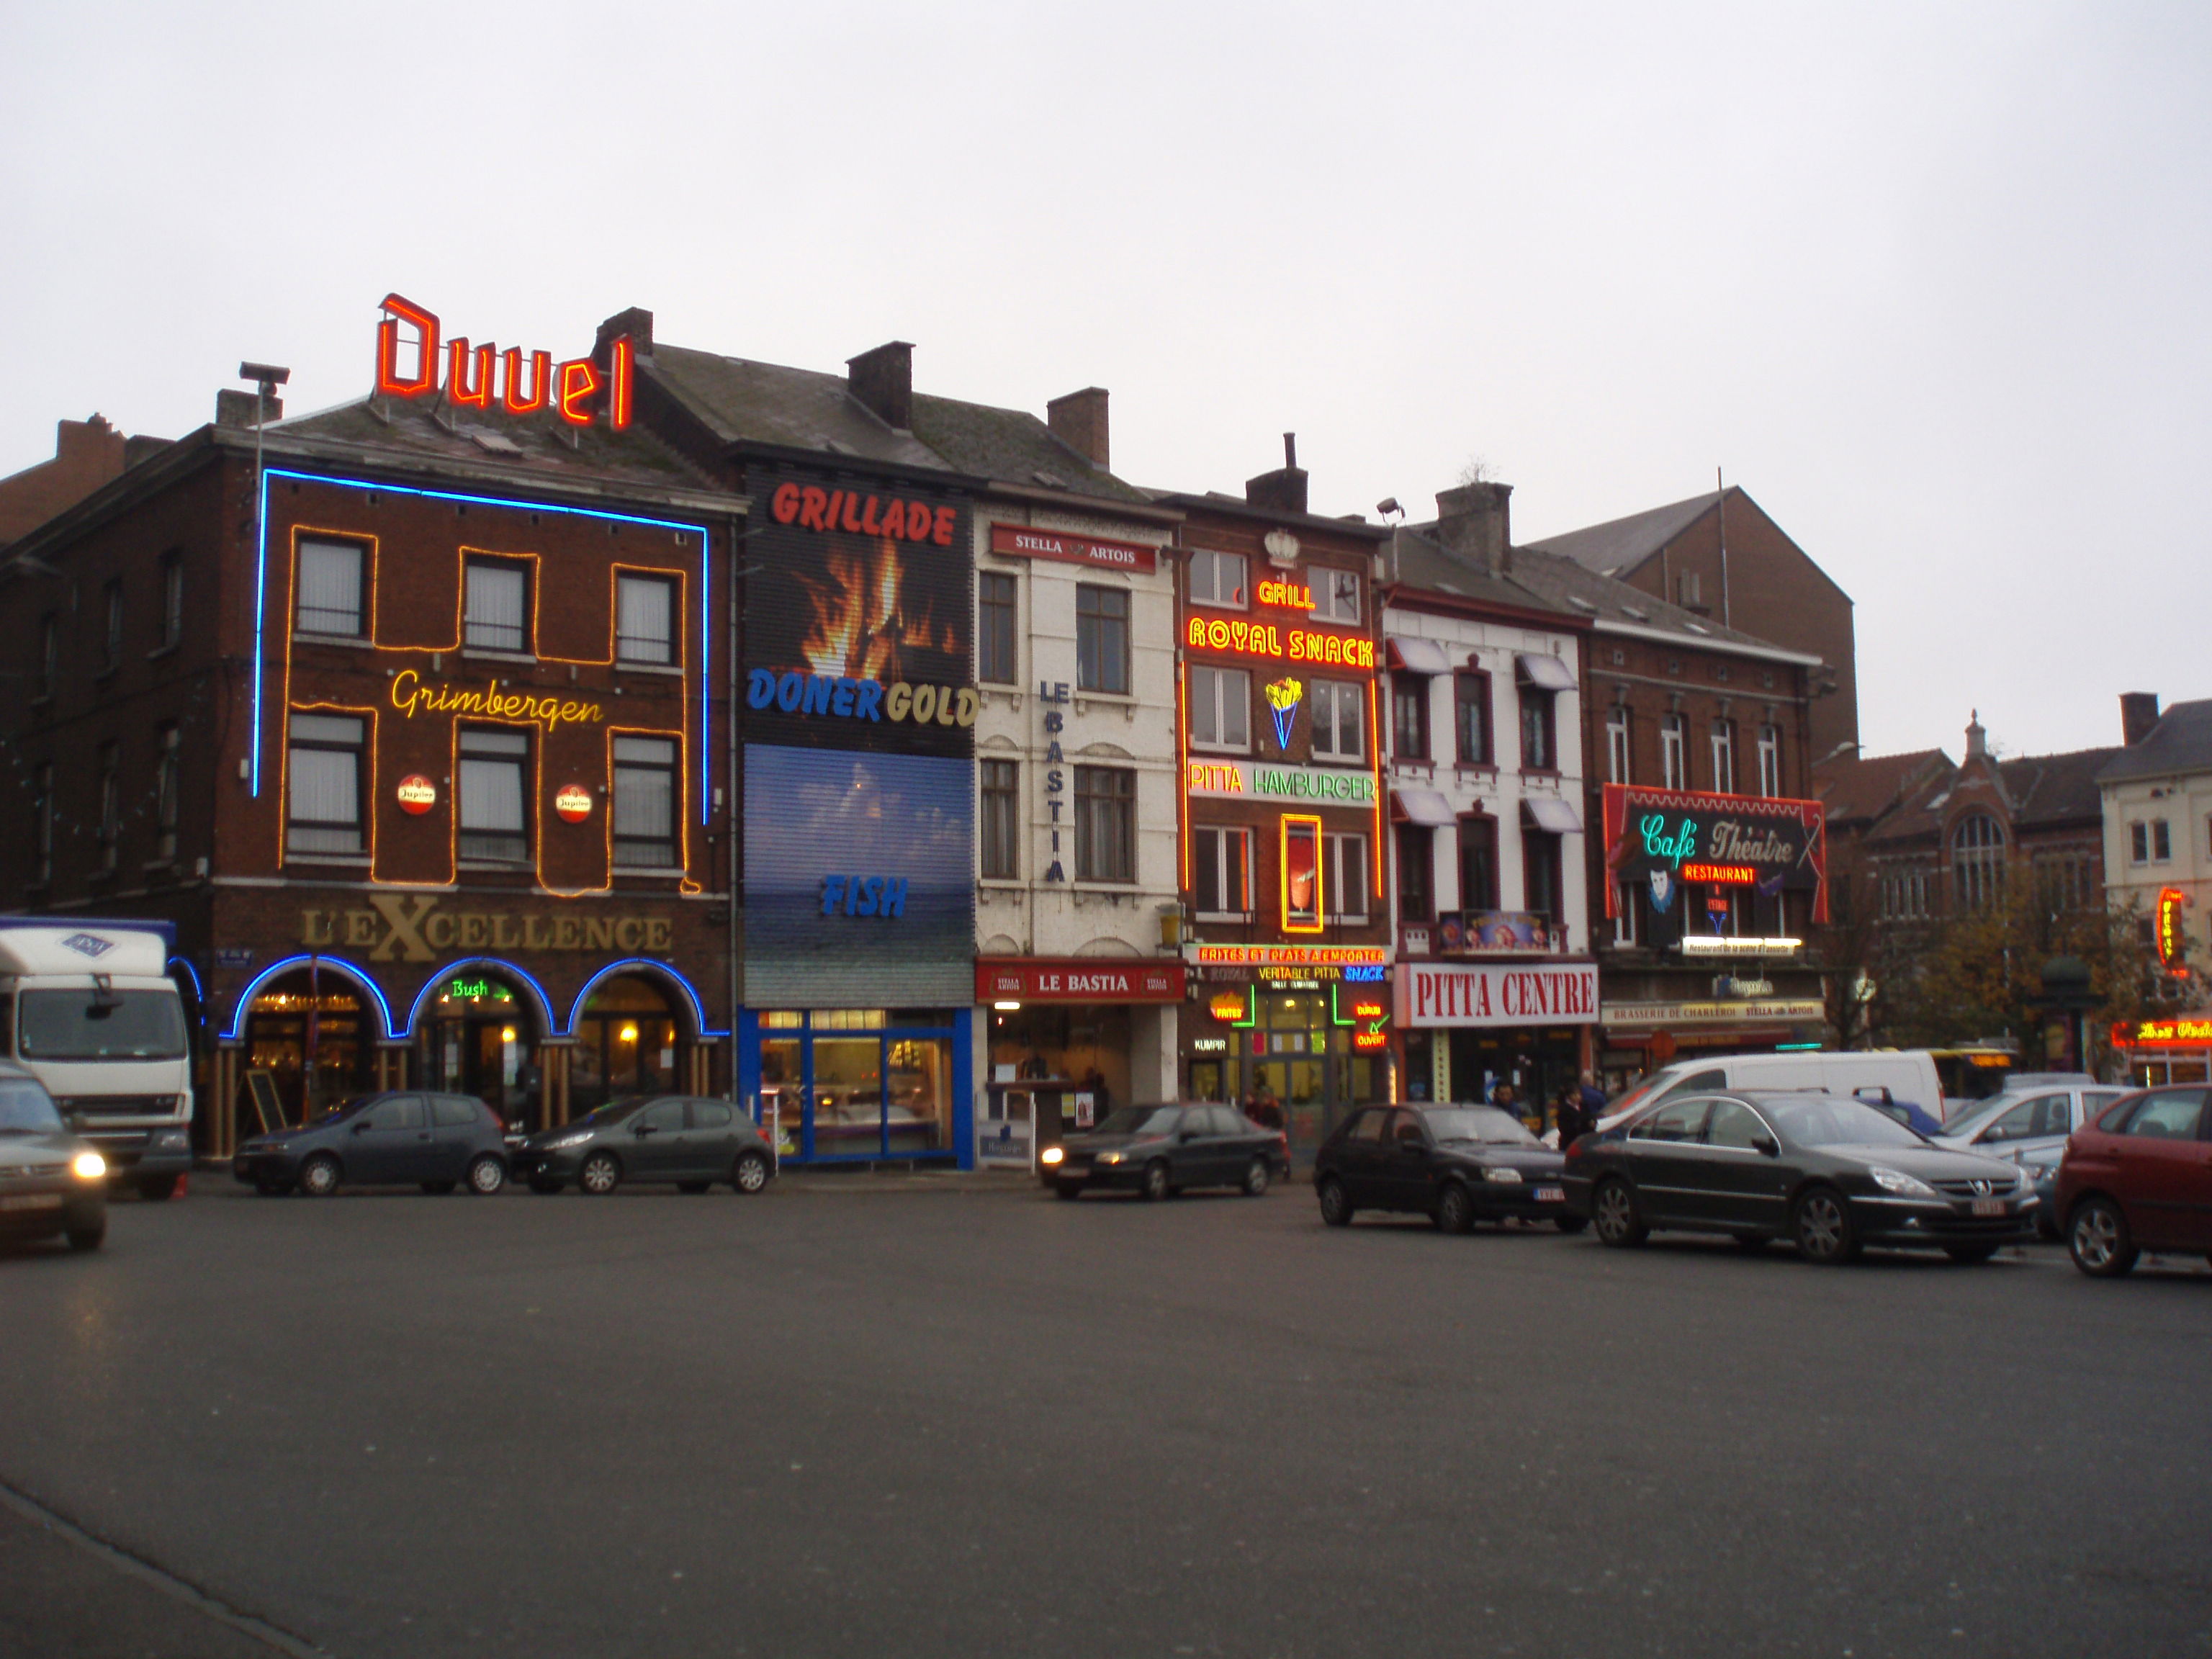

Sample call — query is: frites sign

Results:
[374,294,634,429]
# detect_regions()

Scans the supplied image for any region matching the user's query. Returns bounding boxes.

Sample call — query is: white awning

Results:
[1515,652,1576,691]
[1386,636,1455,675]
[1521,796,1584,835]
[1390,788,1457,827]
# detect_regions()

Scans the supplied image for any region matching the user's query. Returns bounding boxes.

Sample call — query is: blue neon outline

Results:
[248,468,714,819]
[567,956,725,1039]
[403,958,559,1040]
[166,956,204,1004]
[221,953,398,1043]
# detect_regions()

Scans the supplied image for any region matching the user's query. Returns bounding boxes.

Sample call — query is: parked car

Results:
[1564,1091,2038,1264]
[1040,1104,1288,1200]
[1313,1104,1578,1233]
[0,1064,107,1251]
[514,1095,774,1195]
[2054,1085,2212,1277]
[233,1092,510,1197]
[1934,1082,2129,1238]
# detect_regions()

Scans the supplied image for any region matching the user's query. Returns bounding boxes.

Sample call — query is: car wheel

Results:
[1793,1187,1859,1265]
[467,1156,506,1196]
[1241,1158,1271,1198]
[1139,1160,1170,1203]
[138,1174,180,1202]
[578,1151,622,1196]
[1591,1177,1645,1248]
[66,1220,105,1252]
[421,1181,457,1195]
[529,1178,564,1195]
[1555,1215,1588,1234]
[1316,1175,1354,1227]
[297,1153,341,1197]
[1944,1244,1999,1265]
[732,1151,770,1195]
[1435,1182,1476,1235]
[1053,1182,1083,1200]
[2068,1197,2136,1277]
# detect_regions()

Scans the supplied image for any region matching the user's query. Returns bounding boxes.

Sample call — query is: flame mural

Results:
[792,540,962,681]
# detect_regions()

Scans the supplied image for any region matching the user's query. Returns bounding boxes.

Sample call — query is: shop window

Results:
[1660,714,1687,789]
[1309,567,1362,625]
[613,736,678,868]
[1189,665,1251,752]
[102,580,124,672]
[1188,548,1247,608]
[287,714,364,857]
[1074,765,1135,882]
[1518,687,1555,772]
[1076,585,1129,694]
[95,743,119,871]
[458,727,531,863]
[37,613,58,699]
[1324,833,1368,922]
[1524,830,1563,926]
[977,572,1017,684]
[295,539,365,637]
[1393,677,1430,762]
[1457,816,1498,912]
[1396,822,1434,923]
[1756,723,1781,797]
[1194,826,1251,917]
[1606,706,1631,784]
[1455,672,1491,766]
[155,724,180,863]
[464,557,531,653]
[570,974,681,1116]
[615,573,674,665]
[1710,719,1736,794]
[980,759,1019,878]
[160,552,184,649]
[1310,680,1364,763]
[1953,813,2005,912]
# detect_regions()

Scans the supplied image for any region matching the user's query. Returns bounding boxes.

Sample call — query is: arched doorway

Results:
[418,970,545,1130]
[570,974,688,1113]
[243,967,379,1125]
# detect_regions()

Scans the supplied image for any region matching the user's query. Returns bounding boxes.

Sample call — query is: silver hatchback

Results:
[1935,1083,2128,1236]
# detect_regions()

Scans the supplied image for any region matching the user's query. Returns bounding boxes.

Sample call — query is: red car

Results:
[2054,1086,2212,1276]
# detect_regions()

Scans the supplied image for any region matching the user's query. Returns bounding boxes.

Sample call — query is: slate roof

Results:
[910,393,1156,505]
[2096,698,2212,784]
[1998,747,2120,827]
[1384,526,1572,618]
[274,395,721,495]
[1815,750,1953,826]
[1521,490,1720,577]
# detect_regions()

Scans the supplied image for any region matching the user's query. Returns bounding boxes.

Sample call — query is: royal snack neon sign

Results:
[374,294,633,429]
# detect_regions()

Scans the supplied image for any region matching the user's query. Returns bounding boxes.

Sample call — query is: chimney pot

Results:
[1244,434,1308,516]
[1046,387,1110,470]
[1433,481,1514,577]
[846,341,914,432]
[596,307,654,364]
[2120,691,2161,746]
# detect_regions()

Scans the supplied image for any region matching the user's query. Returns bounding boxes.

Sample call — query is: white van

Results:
[0,922,194,1198]
[1599,1051,1946,1130]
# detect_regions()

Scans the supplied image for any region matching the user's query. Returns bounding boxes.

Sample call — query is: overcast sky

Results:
[4,2,2204,761]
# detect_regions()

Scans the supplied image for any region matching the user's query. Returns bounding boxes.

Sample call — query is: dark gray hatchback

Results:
[513,1096,775,1196]
[0,1066,108,1251]
[233,1092,511,1197]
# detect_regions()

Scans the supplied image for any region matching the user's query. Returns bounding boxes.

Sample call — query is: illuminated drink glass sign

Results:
[1281,814,1322,934]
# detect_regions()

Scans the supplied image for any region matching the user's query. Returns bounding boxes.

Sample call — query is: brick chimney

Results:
[1047,387,1109,469]
[1433,481,1514,576]
[1965,709,1988,760]
[0,415,135,544]
[596,306,654,365]
[2120,691,2160,746]
[847,341,914,432]
[1244,433,1308,515]
[215,390,281,429]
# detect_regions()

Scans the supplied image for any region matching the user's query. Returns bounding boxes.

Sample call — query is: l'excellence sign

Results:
[1394,961,1599,1028]
[988,523,1157,572]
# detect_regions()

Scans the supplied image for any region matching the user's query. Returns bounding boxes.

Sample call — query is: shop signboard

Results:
[974,960,1186,1003]
[1601,784,1828,944]
[1185,759,1377,806]
[1435,910,1554,954]
[1393,962,1599,1029]
[1601,999,1827,1027]
[2111,1015,2212,1048]
[987,523,1157,572]
[372,292,636,428]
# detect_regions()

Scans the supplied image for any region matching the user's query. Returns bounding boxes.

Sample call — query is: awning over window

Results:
[1515,652,1576,691]
[1390,788,1457,827]
[1521,796,1584,835]
[1386,636,1455,675]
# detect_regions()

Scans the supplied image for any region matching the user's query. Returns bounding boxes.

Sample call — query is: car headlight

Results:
[156,1130,189,1149]
[71,1151,107,1180]
[1040,1146,1064,1166]
[1483,1166,1524,1184]
[1869,1166,1936,1197]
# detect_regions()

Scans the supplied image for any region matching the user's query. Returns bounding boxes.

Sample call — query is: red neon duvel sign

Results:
[374,294,633,428]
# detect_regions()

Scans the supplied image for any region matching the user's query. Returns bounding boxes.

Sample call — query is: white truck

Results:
[0,922,194,1198]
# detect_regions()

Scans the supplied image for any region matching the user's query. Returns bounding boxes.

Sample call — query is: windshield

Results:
[1766,1097,1929,1149]
[1426,1107,1539,1146]
[1937,1096,2019,1138]
[17,989,186,1061]
[578,1096,650,1125]
[1092,1107,1182,1138]
[0,1078,65,1133]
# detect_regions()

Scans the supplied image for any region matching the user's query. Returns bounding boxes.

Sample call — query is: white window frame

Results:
[1187,549,1248,610]
[1193,826,1253,920]
[1756,724,1780,797]
[611,735,679,868]
[464,558,532,655]
[614,573,675,665]
[1323,832,1369,922]
[1660,714,1686,790]
[286,714,365,858]
[1606,707,1630,785]
[1710,720,1736,796]
[295,539,366,638]
[1310,679,1364,763]
[1188,665,1251,752]
[1308,566,1362,625]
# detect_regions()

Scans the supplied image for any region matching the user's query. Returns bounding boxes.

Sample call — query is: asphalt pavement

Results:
[2,1172,2208,1659]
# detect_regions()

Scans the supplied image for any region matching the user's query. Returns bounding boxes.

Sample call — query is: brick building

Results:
[0,415,170,547]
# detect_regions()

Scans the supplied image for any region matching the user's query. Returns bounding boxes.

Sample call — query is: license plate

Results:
[0,1193,63,1213]
[1972,1197,2005,1218]
[1534,1186,1565,1203]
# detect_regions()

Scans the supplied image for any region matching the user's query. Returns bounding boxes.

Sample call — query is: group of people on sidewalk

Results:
[1483,1071,1610,1146]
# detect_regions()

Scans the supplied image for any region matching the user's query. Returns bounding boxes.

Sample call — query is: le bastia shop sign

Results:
[300,896,670,962]
[1395,962,1600,1029]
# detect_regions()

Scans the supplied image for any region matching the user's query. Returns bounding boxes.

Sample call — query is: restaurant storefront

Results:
[977,958,1184,1154]
[2108,1014,2212,1088]
[1393,959,1599,1125]
[1180,945,1394,1155]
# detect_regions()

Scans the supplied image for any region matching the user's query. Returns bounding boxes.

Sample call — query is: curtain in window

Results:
[459,728,528,859]
[616,577,673,663]
[297,542,362,634]
[288,714,362,853]
[466,563,529,650]
[613,736,675,864]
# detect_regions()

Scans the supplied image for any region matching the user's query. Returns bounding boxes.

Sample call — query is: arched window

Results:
[1952,813,2005,912]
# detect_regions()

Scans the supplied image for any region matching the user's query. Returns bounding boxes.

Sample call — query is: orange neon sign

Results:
[2157,886,2189,974]
[1682,862,1757,885]
[1184,613,1375,670]
[374,295,632,428]
[1256,576,1312,609]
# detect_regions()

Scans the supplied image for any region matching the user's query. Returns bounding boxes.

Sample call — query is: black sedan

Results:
[1313,1104,1579,1233]
[0,1065,107,1252]
[1563,1089,2039,1264]
[513,1095,775,1195]
[233,1092,511,1197]
[1040,1104,1289,1201]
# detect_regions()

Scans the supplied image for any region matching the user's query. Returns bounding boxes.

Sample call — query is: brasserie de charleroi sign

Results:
[1601,783,1829,930]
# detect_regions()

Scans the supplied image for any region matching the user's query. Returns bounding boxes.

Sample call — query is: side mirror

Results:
[1751,1133,1779,1158]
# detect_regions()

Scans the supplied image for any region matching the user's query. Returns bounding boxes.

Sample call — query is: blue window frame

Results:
[737,1008,974,1167]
